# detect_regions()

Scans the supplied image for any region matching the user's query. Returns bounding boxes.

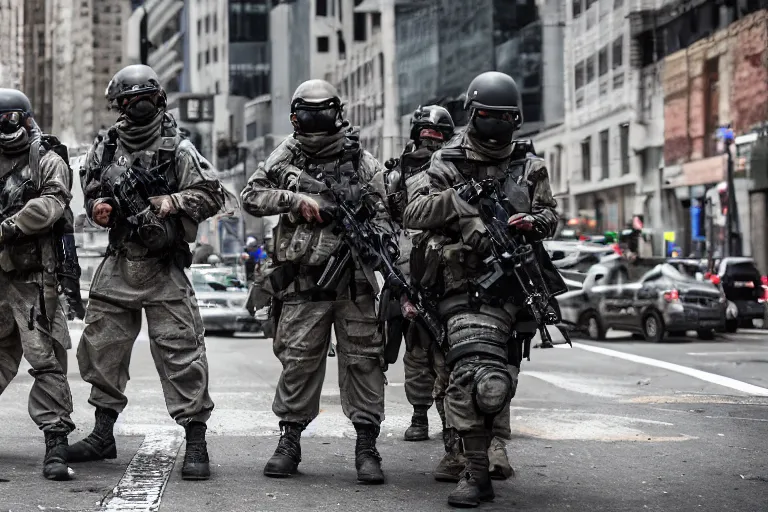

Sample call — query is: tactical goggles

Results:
[116,91,163,110]
[291,100,342,134]
[474,109,521,123]
[0,111,24,134]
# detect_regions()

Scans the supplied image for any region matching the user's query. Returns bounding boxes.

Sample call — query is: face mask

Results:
[291,107,340,134]
[0,126,29,155]
[124,99,160,124]
[471,117,516,145]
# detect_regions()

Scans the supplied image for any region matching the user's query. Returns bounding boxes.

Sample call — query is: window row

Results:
[197,47,220,69]
[573,35,623,90]
[580,124,630,181]
[572,0,623,19]
[197,14,218,36]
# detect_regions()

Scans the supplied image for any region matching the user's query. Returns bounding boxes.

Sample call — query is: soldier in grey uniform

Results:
[240,79,391,484]
[404,72,564,507]
[68,65,231,481]
[382,105,454,443]
[0,89,76,481]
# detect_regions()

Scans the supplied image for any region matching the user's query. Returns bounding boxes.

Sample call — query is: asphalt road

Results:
[1,323,767,512]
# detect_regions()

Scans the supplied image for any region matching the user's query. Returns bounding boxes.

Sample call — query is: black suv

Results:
[717,257,766,332]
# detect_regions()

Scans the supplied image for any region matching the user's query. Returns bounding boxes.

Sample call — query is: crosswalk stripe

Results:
[101,433,183,511]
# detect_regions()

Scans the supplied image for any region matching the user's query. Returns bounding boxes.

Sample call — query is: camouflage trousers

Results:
[272,292,385,427]
[77,254,214,426]
[0,274,74,434]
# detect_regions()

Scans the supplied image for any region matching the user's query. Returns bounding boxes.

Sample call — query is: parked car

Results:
[186,266,265,337]
[558,258,726,342]
[716,257,767,332]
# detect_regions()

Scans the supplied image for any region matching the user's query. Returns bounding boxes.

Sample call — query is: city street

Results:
[1,324,767,512]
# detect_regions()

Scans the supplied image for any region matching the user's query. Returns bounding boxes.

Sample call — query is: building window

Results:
[205,15,210,33]
[620,124,630,175]
[339,0,343,21]
[354,13,367,41]
[197,52,202,69]
[574,61,585,89]
[600,129,610,180]
[612,36,623,69]
[337,30,346,59]
[215,81,220,94]
[205,50,210,64]
[586,0,598,9]
[372,12,381,28]
[197,19,202,35]
[598,46,608,76]
[213,47,218,62]
[230,1,270,43]
[614,0,623,8]
[317,36,330,53]
[213,13,217,32]
[572,0,582,18]
[316,0,327,16]
[586,55,595,83]
[581,138,592,181]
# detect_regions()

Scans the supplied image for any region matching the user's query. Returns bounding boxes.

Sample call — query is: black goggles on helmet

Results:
[290,99,342,134]
[0,111,24,134]
[473,109,522,124]
[115,91,163,111]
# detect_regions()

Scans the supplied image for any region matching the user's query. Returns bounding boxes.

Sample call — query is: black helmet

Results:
[409,105,455,144]
[0,88,33,134]
[290,79,345,135]
[105,65,167,124]
[463,71,523,145]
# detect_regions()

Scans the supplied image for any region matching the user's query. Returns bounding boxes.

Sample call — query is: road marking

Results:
[686,351,768,356]
[522,371,636,398]
[101,433,183,511]
[574,343,768,396]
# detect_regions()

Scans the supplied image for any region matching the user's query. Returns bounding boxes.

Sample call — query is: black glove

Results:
[456,182,480,205]
[385,158,400,170]
[0,218,21,246]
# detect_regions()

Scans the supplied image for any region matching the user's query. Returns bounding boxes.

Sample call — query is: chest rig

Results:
[98,127,181,253]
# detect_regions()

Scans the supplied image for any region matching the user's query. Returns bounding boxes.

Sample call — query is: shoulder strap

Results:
[439,148,467,162]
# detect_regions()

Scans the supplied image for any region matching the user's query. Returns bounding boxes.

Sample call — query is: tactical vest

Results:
[274,147,363,268]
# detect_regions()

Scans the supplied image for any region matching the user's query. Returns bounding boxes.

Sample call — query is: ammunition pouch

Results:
[7,238,44,273]
[134,208,178,252]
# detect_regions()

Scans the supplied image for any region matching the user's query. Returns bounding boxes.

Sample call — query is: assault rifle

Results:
[456,178,571,350]
[321,179,446,356]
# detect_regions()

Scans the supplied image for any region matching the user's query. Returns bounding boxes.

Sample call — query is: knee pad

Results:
[473,365,512,415]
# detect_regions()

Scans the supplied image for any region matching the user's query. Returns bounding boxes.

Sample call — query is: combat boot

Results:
[447,434,494,508]
[43,432,73,481]
[403,405,429,441]
[263,421,303,478]
[354,423,384,484]
[67,407,117,462]
[488,436,514,480]
[181,422,210,480]
[434,398,465,482]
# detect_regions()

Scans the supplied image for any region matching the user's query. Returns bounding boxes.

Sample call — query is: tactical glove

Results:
[0,218,21,246]
[149,195,180,218]
[456,182,480,205]
[385,158,400,170]
[290,193,324,223]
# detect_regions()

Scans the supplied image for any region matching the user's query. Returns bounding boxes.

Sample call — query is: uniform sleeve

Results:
[527,159,559,240]
[360,151,393,229]
[402,151,475,230]
[170,140,229,223]
[12,151,71,235]
[240,138,304,217]
[81,136,107,220]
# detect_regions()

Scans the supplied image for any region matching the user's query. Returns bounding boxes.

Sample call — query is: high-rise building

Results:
[0,0,24,91]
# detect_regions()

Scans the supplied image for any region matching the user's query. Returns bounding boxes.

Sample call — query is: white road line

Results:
[573,342,768,396]
[686,351,768,356]
[101,433,183,511]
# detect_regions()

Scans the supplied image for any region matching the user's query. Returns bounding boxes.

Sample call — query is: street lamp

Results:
[716,125,742,257]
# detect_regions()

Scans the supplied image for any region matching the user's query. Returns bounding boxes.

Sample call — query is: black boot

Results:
[67,407,117,463]
[263,421,303,478]
[43,432,73,481]
[181,422,210,481]
[447,434,494,508]
[354,423,384,484]
[403,405,429,441]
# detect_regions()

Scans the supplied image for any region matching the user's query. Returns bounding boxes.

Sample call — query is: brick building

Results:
[645,6,768,260]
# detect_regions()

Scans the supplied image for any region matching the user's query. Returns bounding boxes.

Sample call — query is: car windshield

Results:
[725,262,761,280]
